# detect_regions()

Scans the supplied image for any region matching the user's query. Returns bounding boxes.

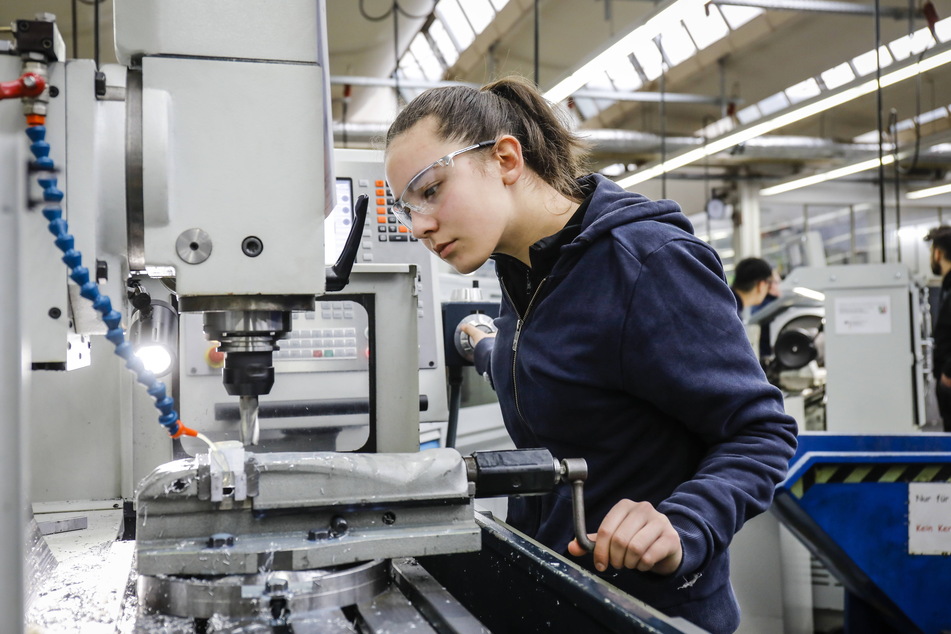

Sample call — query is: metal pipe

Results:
[329,74,735,105]
[709,0,912,18]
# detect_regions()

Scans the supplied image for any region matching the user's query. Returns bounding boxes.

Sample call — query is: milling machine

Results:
[1,3,706,633]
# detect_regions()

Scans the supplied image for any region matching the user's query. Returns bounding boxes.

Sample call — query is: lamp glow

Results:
[135,345,174,376]
[906,182,951,199]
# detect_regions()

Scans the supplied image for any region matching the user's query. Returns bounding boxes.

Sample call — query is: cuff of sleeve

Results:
[665,512,711,578]
[473,338,494,375]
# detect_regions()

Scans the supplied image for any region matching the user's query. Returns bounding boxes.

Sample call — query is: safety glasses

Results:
[390,140,496,230]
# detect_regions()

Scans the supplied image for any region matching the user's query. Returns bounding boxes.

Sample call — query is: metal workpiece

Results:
[135,449,481,576]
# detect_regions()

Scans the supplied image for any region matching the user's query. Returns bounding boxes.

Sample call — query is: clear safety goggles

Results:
[390,140,496,230]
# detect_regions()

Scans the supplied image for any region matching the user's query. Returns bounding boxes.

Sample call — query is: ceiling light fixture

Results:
[759,155,896,196]
[614,40,951,189]
[906,182,951,199]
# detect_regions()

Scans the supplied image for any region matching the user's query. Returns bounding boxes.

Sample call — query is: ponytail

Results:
[386,76,589,201]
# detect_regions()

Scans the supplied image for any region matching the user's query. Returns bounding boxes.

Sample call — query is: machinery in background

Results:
[753,263,933,433]
[773,434,951,634]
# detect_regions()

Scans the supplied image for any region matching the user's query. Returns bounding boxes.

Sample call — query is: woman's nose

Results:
[412,212,436,238]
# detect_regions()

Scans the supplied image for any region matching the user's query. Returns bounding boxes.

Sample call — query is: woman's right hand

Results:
[460,322,496,347]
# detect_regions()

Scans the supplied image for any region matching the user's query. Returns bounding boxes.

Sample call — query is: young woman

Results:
[384,76,798,634]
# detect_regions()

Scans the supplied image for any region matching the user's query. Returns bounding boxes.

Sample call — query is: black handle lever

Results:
[325,194,368,292]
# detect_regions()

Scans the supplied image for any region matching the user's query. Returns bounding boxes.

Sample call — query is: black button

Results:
[389,235,408,242]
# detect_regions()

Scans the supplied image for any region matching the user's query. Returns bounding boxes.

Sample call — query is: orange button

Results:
[205,345,225,369]
[377,216,387,223]
[377,207,387,215]
[398,226,408,233]
[376,188,385,196]
[375,180,384,187]
[376,198,386,205]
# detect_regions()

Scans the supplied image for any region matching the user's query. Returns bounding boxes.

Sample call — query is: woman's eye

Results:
[422,182,440,200]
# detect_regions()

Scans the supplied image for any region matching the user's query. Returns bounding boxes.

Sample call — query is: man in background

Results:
[925,225,951,432]
[731,257,774,319]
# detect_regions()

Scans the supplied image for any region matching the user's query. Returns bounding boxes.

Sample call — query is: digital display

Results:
[324,177,354,265]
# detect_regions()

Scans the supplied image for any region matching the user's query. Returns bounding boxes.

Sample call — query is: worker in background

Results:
[751,270,783,361]
[925,225,951,432]
[384,76,798,634]
[730,257,774,320]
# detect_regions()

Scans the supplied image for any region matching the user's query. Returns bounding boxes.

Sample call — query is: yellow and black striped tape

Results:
[790,463,951,499]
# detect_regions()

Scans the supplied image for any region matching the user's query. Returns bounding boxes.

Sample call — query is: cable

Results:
[24,120,199,441]
[875,0,887,262]
[359,0,393,22]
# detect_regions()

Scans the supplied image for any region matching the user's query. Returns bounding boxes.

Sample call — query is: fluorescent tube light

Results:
[615,39,951,189]
[906,182,951,199]
[759,155,895,197]
[793,287,826,301]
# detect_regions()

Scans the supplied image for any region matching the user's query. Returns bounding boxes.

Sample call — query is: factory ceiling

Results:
[4,0,951,199]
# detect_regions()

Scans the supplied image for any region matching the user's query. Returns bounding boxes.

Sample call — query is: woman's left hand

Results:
[567,499,683,575]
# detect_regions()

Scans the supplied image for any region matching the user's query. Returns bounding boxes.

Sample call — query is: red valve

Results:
[0,72,46,101]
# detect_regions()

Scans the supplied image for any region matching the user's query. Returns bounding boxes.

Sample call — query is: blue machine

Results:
[773,433,951,633]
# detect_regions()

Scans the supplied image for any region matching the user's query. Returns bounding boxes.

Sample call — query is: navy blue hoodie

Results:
[474,174,798,633]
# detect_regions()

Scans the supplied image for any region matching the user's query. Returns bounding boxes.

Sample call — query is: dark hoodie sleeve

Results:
[618,238,798,578]
[472,337,496,390]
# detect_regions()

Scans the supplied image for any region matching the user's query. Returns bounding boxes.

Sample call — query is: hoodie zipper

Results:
[507,277,548,424]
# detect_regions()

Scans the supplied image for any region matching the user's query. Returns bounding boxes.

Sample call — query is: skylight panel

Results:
[697,116,735,139]
[399,53,426,81]
[436,0,475,50]
[852,46,893,76]
[428,19,460,66]
[785,78,821,104]
[907,28,936,55]
[630,39,665,80]
[820,62,855,90]
[572,97,599,120]
[756,92,790,116]
[681,5,729,50]
[656,24,697,66]
[603,55,642,91]
[718,4,764,30]
[936,16,951,43]
[410,36,443,80]
[889,33,916,61]
[735,103,762,125]
[459,0,495,34]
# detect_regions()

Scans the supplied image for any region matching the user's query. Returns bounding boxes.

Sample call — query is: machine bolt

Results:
[382,511,396,525]
[48,307,61,319]
[307,528,330,541]
[48,85,59,98]
[329,515,348,537]
[207,533,235,548]
[241,236,264,258]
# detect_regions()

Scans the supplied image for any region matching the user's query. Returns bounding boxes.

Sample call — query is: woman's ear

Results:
[494,135,524,186]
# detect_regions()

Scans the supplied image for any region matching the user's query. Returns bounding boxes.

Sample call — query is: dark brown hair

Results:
[926,225,951,258]
[385,76,590,201]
